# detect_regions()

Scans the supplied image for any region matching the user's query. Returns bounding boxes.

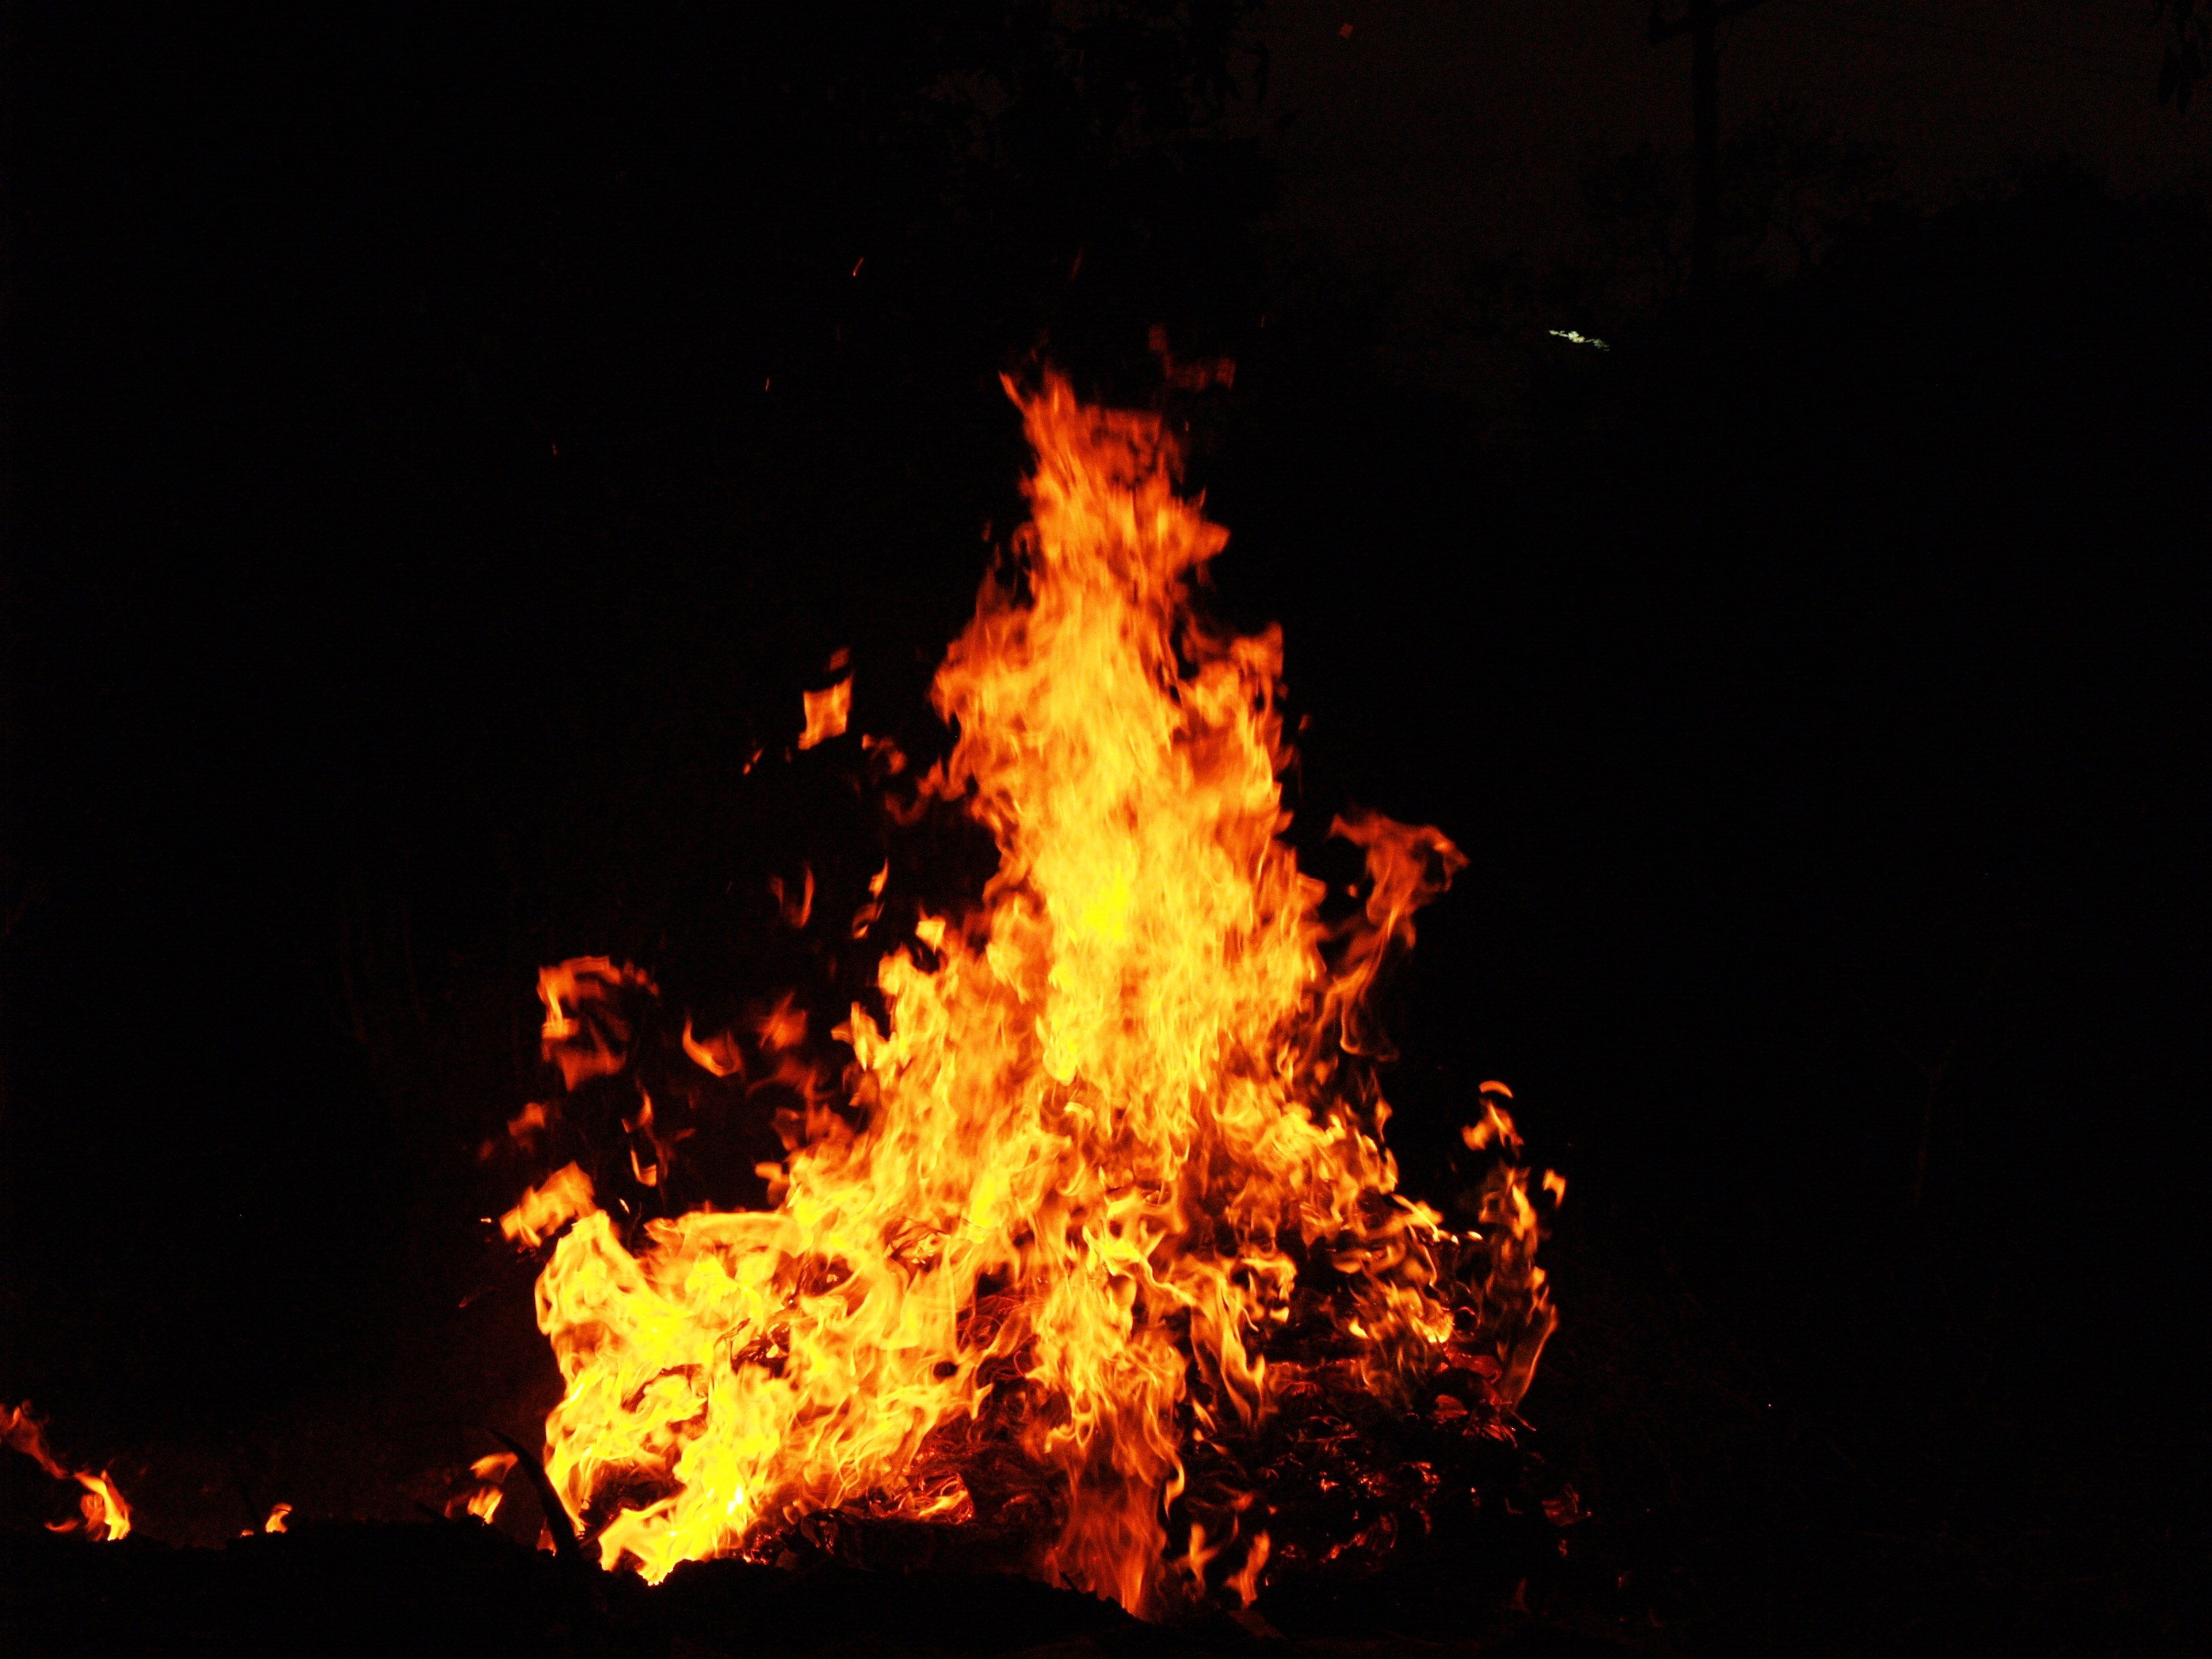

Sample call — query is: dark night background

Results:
[2,3,2207,1654]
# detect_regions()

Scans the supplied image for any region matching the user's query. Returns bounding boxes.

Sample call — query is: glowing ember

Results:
[3,1401,132,1542]
[501,375,1556,1613]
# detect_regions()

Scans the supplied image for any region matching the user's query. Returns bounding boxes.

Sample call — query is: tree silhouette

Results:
[2157,0,2211,112]
[1648,0,1784,304]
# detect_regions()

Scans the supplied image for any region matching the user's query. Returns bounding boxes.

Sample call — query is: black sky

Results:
[1261,0,2204,268]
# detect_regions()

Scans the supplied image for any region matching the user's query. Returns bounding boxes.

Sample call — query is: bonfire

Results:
[490,375,1560,1617]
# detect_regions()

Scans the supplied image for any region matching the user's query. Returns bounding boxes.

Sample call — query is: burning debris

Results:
[488,376,1562,1616]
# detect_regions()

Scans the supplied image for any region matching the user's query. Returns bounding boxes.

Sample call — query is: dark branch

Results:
[491,1430,588,1568]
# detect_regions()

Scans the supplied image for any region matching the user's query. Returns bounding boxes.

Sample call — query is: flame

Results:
[755,994,807,1052]
[3,1401,131,1541]
[768,866,815,928]
[71,1471,132,1541]
[799,677,852,749]
[1225,1529,1271,1607]
[1462,1099,1521,1154]
[501,1163,596,1248]
[513,376,1555,1612]
[445,1452,519,1523]
[539,959,658,1092]
[682,1019,745,1079]
[264,1501,291,1533]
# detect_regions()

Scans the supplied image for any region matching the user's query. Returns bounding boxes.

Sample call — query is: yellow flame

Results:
[75,1471,131,1541]
[501,1164,596,1248]
[516,376,1554,1612]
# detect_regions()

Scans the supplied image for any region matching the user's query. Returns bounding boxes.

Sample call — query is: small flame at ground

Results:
[4,1401,131,1542]
[444,1453,518,1524]
[501,376,1555,1614]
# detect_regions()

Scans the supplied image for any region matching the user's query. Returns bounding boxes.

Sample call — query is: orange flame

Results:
[681,1019,745,1079]
[446,1452,519,1523]
[538,958,659,1092]
[3,1401,131,1541]
[501,1163,596,1248]
[1225,1529,1271,1607]
[264,1501,291,1533]
[71,1471,132,1542]
[799,677,852,749]
[513,376,1555,1612]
